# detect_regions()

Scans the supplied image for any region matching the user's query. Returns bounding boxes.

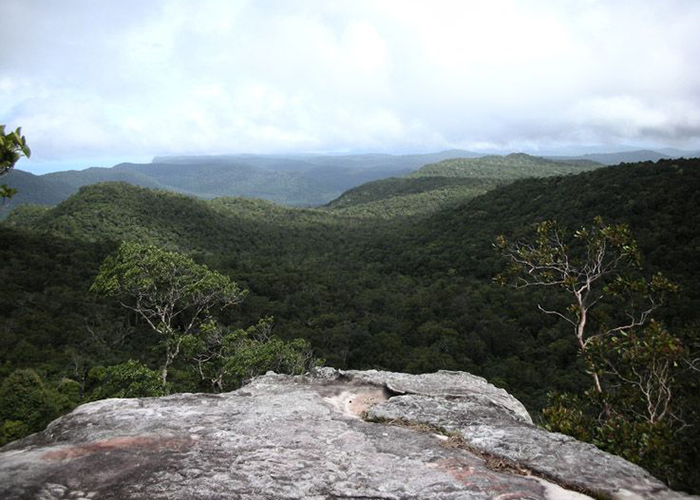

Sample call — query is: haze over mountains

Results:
[1,150,476,214]
[2,147,691,219]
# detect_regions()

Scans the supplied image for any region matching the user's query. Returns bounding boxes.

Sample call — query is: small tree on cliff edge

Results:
[91,242,247,388]
[495,221,700,488]
[494,217,678,406]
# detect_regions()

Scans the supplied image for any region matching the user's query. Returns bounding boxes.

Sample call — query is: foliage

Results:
[541,393,593,441]
[542,390,690,489]
[587,321,687,424]
[325,178,503,219]
[91,242,247,387]
[497,216,696,486]
[0,369,69,446]
[185,317,319,391]
[0,125,31,200]
[222,327,317,386]
[410,153,599,179]
[87,360,165,400]
[495,217,678,396]
[2,157,700,491]
[2,203,51,224]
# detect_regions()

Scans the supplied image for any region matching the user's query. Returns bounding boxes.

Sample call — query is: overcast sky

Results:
[2,0,700,173]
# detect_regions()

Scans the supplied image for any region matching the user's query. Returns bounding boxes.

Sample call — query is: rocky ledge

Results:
[0,369,695,500]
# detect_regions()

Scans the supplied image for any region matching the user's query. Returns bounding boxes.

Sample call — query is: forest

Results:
[1,144,699,492]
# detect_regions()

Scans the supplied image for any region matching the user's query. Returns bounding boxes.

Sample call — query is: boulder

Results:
[0,369,695,499]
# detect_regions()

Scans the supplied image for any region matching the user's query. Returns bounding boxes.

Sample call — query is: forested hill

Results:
[381,159,700,318]
[0,150,481,217]
[410,153,599,178]
[547,149,672,165]
[323,153,602,218]
[4,158,699,376]
[2,157,700,491]
[409,158,700,282]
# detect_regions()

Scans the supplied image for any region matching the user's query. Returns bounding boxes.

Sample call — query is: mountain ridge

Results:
[3,157,700,490]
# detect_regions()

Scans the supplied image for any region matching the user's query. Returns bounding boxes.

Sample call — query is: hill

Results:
[547,149,671,165]
[0,170,74,218]
[2,151,482,215]
[4,182,354,256]
[5,159,699,379]
[323,176,502,218]
[323,153,602,218]
[3,158,700,491]
[410,153,600,178]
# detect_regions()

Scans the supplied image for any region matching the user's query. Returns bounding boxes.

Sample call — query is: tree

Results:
[0,125,31,200]
[588,320,686,426]
[495,217,694,486]
[495,217,677,399]
[87,360,165,400]
[90,242,247,388]
[185,317,319,392]
[0,369,61,445]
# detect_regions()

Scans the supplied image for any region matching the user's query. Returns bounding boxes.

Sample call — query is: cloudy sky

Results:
[2,0,700,173]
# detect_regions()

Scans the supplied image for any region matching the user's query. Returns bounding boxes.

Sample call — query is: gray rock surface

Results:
[0,369,695,500]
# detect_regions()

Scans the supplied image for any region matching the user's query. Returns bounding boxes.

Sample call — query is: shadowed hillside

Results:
[3,157,700,492]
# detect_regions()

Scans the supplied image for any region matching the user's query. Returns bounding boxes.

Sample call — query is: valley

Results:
[1,154,700,491]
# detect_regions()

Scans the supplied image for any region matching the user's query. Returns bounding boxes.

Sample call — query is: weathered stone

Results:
[0,369,695,499]
[345,369,533,424]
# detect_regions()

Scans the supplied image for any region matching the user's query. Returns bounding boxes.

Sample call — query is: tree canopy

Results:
[91,241,247,387]
[0,125,31,200]
[2,157,700,491]
[495,217,677,395]
[496,217,694,484]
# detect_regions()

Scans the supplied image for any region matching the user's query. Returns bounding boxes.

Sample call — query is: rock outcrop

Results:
[0,369,695,500]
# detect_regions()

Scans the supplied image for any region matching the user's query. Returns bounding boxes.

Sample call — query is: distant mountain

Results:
[410,153,600,178]
[547,150,671,166]
[152,150,481,170]
[1,151,480,216]
[323,153,602,218]
[44,165,173,191]
[0,170,75,218]
[657,147,700,158]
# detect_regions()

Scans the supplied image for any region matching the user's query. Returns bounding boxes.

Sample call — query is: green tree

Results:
[90,242,247,388]
[0,125,31,200]
[0,369,60,445]
[496,218,694,486]
[186,317,319,391]
[495,217,677,399]
[588,320,686,425]
[87,360,165,400]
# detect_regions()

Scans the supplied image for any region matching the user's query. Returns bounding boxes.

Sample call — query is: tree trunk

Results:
[161,365,168,389]
[576,303,610,418]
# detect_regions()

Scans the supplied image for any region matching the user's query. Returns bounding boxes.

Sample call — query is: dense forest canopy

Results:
[1,156,699,491]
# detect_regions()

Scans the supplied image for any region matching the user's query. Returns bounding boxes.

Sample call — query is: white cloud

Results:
[1,0,699,171]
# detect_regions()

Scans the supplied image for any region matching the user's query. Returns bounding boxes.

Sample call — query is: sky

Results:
[2,0,700,174]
